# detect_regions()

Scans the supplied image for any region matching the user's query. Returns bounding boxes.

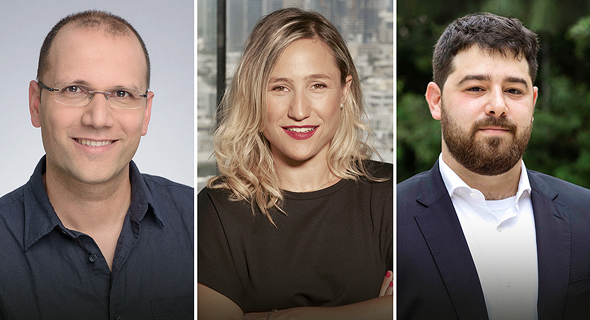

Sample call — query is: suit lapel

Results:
[413,162,489,320]
[528,171,571,320]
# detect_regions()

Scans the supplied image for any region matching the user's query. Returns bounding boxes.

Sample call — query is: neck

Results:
[43,164,131,234]
[273,152,338,193]
[441,151,522,200]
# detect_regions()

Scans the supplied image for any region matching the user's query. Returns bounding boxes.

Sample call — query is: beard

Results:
[441,105,532,176]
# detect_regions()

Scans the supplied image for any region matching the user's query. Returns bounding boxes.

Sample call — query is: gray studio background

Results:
[0,1,194,196]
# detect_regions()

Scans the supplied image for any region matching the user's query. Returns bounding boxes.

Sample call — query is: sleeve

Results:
[383,191,393,270]
[384,193,393,271]
[197,188,245,310]
[372,162,393,271]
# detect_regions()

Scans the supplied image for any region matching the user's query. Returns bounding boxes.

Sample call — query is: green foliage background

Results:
[397,0,590,187]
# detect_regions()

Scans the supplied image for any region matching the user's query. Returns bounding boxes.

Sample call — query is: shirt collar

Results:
[438,154,532,201]
[24,156,162,251]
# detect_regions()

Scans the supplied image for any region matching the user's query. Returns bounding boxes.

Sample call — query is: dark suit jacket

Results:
[397,160,590,320]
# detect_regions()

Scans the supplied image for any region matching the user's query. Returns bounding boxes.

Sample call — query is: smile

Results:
[282,126,318,140]
[284,127,317,133]
[75,139,114,147]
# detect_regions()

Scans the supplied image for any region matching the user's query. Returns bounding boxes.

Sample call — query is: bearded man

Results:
[397,13,590,320]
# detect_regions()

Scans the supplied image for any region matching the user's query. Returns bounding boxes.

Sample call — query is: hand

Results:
[379,270,393,297]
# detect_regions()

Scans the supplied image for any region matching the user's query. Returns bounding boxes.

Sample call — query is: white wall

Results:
[0,0,194,196]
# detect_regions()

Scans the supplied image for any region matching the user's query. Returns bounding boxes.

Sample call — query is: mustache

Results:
[471,117,517,134]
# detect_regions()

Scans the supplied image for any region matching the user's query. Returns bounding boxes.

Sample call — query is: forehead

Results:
[271,38,340,78]
[448,45,531,84]
[45,25,147,87]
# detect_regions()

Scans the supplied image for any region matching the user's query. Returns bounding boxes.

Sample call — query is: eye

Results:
[466,87,484,93]
[113,90,131,98]
[506,88,523,95]
[62,85,86,94]
[311,83,327,90]
[271,86,288,92]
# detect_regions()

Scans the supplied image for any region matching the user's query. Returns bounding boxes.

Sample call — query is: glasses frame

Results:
[37,81,148,109]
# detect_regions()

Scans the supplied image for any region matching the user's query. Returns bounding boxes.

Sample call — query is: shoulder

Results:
[0,185,25,209]
[363,160,393,180]
[352,160,393,202]
[141,174,194,212]
[142,173,193,192]
[397,169,431,198]
[198,186,250,216]
[528,170,590,205]
[142,173,193,196]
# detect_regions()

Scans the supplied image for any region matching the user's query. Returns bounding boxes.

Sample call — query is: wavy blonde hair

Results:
[208,7,381,225]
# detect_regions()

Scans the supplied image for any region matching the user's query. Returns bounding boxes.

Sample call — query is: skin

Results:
[263,38,351,192]
[28,24,154,270]
[425,45,538,199]
[198,39,392,320]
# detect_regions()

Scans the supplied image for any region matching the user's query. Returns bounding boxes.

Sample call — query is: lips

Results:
[75,138,114,147]
[282,126,318,140]
[472,119,517,135]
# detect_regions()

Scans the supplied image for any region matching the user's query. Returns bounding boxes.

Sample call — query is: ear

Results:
[141,91,154,136]
[532,86,539,107]
[29,80,42,128]
[341,75,353,104]
[425,82,443,120]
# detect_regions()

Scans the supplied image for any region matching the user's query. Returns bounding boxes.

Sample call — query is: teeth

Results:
[76,139,113,147]
[286,127,316,133]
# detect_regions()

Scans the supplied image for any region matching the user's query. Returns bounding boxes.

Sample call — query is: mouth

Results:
[284,126,317,133]
[75,138,114,147]
[478,126,513,134]
[282,126,318,140]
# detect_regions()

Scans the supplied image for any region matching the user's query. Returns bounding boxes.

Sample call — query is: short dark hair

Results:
[432,12,539,89]
[37,10,151,88]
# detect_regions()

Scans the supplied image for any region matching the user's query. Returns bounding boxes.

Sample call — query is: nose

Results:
[485,88,508,117]
[81,93,115,128]
[288,90,311,120]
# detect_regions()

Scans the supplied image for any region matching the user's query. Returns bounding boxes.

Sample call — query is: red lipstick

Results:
[282,126,318,140]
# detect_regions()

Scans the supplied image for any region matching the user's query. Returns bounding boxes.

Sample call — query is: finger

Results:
[379,270,393,297]
[384,279,393,296]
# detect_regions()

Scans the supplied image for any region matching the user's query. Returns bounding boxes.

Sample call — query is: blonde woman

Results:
[198,8,392,320]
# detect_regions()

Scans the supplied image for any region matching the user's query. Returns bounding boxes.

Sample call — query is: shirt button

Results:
[497,225,503,232]
[113,313,121,320]
[88,254,98,263]
[470,192,477,198]
[506,281,511,287]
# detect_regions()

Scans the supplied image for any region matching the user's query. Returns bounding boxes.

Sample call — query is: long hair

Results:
[208,8,380,225]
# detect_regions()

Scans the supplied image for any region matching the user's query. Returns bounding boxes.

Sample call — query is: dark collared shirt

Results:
[0,157,194,320]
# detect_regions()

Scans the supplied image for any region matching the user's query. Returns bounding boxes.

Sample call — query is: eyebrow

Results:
[268,73,333,83]
[56,79,143,91]
[457,74,529,86]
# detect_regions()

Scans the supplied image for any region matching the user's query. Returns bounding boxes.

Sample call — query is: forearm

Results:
[247,296,393,320]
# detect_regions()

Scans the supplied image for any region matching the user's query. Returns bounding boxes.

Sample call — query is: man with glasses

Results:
[0,11,193,320]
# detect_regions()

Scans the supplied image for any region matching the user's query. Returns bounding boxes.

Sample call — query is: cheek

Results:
[121,115,146,136]
[264,96,288,125]
[317,93,342,118]
[40,105,71,135]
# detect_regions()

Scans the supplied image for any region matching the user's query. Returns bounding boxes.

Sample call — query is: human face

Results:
[426,45,538,175]
[263,38,351,167]
[29,26,153,186]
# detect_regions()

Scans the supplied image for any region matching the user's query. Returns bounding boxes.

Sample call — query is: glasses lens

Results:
[50,84,146,109]
[108,89,146,109]
[55,85,90,106]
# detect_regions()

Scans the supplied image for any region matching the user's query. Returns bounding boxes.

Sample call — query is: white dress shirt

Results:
[439,155,538,320]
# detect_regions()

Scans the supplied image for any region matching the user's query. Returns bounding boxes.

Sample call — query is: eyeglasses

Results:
[38,81,148,109]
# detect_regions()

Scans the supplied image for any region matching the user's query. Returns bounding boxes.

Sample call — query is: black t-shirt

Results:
[198,161,392,312]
